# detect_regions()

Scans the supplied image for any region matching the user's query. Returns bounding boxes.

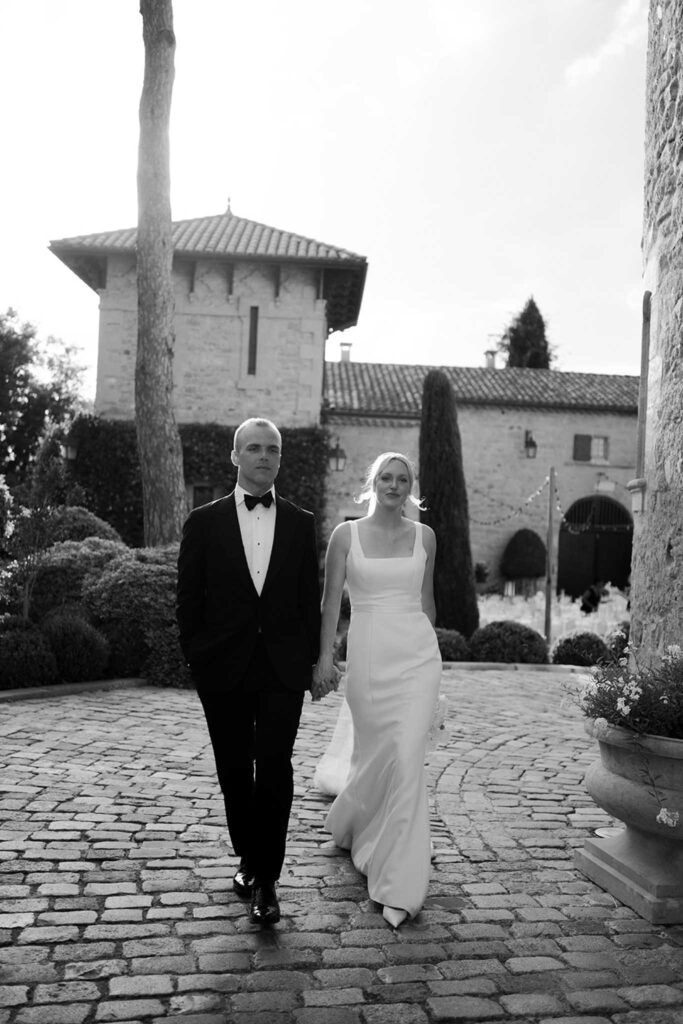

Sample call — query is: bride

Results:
[312,452,442,928]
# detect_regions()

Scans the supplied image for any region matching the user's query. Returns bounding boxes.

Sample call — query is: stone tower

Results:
[50,210,367,429]
[629,0,683,658]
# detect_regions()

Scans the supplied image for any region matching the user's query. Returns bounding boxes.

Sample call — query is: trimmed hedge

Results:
[46,506,122,545]
[501,528,546,580]
[28,538,130,623]
[66,415,330,546]
[552,631,610,667]
[469,620,548,663]
[42,614,110,683]
[82,557,178,678]
[0,617,58,690]
[435,628,470,661]
[144,623,193,689]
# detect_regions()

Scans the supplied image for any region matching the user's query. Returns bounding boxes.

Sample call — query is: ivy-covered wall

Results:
[68,415,329,547]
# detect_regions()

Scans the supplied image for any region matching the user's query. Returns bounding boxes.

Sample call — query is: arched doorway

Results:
[557,495,633,598]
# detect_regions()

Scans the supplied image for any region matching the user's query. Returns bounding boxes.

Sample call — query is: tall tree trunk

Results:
[419,370,479,637]
[630,0,683,661]
[136,0,186,546]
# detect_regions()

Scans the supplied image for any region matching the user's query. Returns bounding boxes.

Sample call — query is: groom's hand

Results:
[311,663,339,701]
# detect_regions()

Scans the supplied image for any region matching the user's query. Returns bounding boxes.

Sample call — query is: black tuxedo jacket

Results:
[176,492,321,693]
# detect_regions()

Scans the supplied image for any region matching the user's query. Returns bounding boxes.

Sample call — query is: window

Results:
[248,306,258,375]
[573,434,609,463]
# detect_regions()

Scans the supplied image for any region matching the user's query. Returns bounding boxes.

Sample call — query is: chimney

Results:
[340,340,352,363]
[484,349,496,369]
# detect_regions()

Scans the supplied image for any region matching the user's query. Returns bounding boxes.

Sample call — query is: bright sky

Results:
[1,0,648,398]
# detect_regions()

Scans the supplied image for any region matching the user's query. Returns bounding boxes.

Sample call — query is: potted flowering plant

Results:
[573,641,683,924]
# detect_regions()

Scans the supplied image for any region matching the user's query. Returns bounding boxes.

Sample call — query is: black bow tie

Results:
[244,492,273,510]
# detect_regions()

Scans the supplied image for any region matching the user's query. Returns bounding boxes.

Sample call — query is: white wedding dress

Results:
[315,519,441,918]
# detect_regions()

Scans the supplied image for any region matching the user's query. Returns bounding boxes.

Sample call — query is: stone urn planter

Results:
[575,718,683,924]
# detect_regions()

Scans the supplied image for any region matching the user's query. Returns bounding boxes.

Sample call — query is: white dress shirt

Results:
[235,483,276,596]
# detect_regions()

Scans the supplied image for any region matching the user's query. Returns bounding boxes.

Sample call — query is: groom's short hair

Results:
[233,417,282,453]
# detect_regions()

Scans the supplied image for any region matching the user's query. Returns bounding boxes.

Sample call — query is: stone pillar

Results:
[630,0,683,659]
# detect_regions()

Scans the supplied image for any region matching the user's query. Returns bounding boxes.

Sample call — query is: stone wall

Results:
[630,0,683,658]
[325,405,636,588]
[95,256,326,427]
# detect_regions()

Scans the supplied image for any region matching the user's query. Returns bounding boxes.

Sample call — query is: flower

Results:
[575,645,683,739]
[656,807,680,829]
[570,646,683,829]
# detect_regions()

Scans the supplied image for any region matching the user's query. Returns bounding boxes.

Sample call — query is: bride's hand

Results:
[312,659,339,701]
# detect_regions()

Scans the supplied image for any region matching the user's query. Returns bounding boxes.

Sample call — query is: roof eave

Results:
[323,400,637,418]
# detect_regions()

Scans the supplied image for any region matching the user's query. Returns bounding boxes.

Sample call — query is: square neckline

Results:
[352,519,419,560]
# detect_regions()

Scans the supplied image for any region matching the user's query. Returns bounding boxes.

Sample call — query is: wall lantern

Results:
[59,439,78,461]
[524,430,538,459]
[328,437,347,473]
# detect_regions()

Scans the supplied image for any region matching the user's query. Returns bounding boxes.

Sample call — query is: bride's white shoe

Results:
[382,905,408,929]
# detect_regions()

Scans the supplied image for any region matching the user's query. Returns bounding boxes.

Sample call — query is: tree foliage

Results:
[0,309,82,485]
[419,370,479,637]
[498,296,553,368]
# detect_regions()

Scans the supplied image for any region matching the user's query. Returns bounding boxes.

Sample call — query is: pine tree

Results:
[499,297,553,368]
[419,370,479,637]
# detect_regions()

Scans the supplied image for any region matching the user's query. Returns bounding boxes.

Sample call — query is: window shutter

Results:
[573,435,591,461]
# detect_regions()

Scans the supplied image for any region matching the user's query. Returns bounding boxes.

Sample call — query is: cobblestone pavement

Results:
[1,668,683,1024]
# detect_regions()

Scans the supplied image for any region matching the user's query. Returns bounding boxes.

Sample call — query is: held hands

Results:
[311,659,341,702]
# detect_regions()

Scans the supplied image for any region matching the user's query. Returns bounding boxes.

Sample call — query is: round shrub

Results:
[47,506,122,545]
[143,623,193,688]
[42,614,110,683]
[469,620,548,664]
[501,529,546,580]
[28,537,131,623]
[83,558,178,677]
[435,628,470,661]
[128,544,179,566]
[552,631,609,667]
[0,618,58,690]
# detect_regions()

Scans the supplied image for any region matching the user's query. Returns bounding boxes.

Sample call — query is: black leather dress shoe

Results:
[250,881,280,925]
[232,859,254,899]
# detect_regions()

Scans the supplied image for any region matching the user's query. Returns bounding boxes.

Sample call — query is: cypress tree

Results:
[499,296,553,368]
[419,370,479,637]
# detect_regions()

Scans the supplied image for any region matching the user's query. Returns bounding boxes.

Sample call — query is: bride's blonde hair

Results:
[355,452,424,510]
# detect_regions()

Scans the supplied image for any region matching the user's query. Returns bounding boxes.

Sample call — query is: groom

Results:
[176,417,322,925]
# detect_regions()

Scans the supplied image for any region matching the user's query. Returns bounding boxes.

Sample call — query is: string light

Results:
[468,471,631,533]
[470,477,549,527]
[552,473,630,534]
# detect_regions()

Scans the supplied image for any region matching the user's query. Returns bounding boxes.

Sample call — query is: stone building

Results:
[324,355,637,595]
[50,209,367,427]
[629,0,683,657]
[50,208,638,595]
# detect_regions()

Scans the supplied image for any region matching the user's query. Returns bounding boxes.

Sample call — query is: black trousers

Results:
[198,641,305,883]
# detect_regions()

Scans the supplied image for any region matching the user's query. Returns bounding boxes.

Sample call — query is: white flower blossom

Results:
[616,697,631,716]
[581,679,598,698]
[656,807,680,828]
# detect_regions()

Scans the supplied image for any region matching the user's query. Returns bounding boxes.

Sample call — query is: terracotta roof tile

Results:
[324,361,639,416]
[49,211,366,265]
